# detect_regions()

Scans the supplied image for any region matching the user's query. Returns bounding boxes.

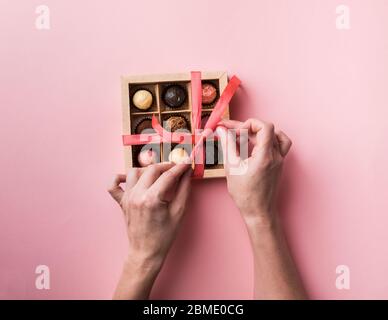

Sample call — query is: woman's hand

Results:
[217,119,306,299]
[108,162,192,299]
[216,119,292,228]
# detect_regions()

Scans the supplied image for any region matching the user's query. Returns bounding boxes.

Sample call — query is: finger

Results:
[108,174,126,204]
[222,118,270,148]
[217,120,249,147]
[125,167,143,191]
[227,119,274,161]
[240,119,275,151]
[136,162,175,189]
[169,167,192,216]
[276,130,292,157]
[149,163,191,202]
[218,119,243,129]
[240,118,267,131]
[216,126,240,173]
[221,118,277,154]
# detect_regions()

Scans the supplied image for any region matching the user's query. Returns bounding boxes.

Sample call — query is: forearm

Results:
[245,213,307,300]
[113,256,162,300]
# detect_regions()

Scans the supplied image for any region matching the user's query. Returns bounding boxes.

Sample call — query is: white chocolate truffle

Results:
[168,148,190,164]
[132,90,153,110]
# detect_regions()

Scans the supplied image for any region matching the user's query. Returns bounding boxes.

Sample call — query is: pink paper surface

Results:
[1,0,388,299]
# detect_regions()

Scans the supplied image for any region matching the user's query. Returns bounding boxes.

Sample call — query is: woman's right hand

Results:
[216,118,292,228]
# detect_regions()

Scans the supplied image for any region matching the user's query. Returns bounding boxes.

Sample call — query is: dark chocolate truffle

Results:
[163,85,187,108]
[205,143,219,167]
[202,83,217,105]
[135,119,154,134]
[164,116,188,132]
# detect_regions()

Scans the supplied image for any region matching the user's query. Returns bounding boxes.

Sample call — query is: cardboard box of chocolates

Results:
[121,71,230,178]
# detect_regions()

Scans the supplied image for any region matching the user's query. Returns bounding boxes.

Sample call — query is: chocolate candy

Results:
[138,148,158,167]
[168,147,190,164]
[202,83,217,105]
[132,89,153,110]
[135,118,154,134]
[165,116,188,132]
[163,85,187,108]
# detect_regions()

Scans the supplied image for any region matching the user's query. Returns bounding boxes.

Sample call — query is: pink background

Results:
[1,0,387,299]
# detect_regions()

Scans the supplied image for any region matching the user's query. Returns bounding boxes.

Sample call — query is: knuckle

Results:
[261,159,272,170]
[147,164,159,175]
[162,170,176,181]
[245,118,257,128]
[127,193,142,209]
[120,197,129,208]
[108,174,121,193]
[260,155,275,169]
[143,193,159,209]
[127,191,160,210]
[126,168,138,177]
[146,164,159,176]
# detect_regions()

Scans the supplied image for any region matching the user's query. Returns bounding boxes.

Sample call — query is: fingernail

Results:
[215,127,223,135]
[216,127,226,140]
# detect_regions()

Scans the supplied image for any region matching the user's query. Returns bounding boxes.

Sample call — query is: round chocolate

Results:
[163,85,187,108]
[132,89,153,110]
[202,83,217,105]
[164,116,188,132]
[205,143,219,167]
[138,148,158,167]
[135,118,154,134]
[168,147,190,164]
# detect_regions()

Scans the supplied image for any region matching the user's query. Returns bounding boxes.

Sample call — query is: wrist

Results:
[114,255,162,300]
[241,209,278,231]
[123,253,163,279]
[241,209,284,245]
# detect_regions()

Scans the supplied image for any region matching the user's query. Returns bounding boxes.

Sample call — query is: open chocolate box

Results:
[121,71,230,178]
